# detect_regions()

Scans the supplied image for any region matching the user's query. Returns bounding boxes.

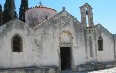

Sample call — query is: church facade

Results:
[0,3,116,73]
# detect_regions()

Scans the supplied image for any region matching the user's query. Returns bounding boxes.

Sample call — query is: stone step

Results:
[60,70,88,73]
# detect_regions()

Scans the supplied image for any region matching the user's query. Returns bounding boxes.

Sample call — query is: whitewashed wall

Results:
[0,19,35,68]
[0,11,115,71]
[34,10,87,70]
[95,24,115,62]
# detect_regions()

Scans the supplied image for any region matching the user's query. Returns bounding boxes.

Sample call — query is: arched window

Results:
[12,34,23,52]
[98,36,103,51]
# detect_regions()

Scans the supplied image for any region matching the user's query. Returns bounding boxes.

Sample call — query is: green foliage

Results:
[3,0,17,24]
[0,4,3,26]
[19,0,28,22]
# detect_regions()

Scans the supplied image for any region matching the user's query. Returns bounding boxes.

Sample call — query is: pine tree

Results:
[3,0,17,24]
[19,0,28,22]
[0,4,3,26]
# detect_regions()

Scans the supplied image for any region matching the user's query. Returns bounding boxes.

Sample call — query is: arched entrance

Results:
[59,31,73,70]
[60,47,72,70]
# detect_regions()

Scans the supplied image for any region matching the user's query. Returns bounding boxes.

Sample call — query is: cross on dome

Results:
[39,1,42,6]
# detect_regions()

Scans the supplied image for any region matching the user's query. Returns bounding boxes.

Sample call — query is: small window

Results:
[98,36,103,51]
[45,16,48,19]
[12,34,23,52]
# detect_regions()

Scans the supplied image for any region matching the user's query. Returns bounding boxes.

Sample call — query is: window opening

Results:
[12,34,22,52]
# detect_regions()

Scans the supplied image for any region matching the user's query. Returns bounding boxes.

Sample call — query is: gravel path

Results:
[60,67,116,73]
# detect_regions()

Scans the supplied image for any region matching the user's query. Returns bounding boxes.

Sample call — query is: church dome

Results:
[25,2,57,27]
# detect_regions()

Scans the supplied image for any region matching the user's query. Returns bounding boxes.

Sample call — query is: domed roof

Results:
[25,2,57,27]
[26,2,57,12]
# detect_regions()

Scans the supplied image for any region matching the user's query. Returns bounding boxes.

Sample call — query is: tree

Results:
[3,0,17,24]
[3,0,8,24]
[0,4,3,26]
[9,0,17,19]
[19,0,28,22]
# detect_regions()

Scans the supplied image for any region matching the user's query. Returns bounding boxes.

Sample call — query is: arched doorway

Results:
[60,47,72,70]
[59,31,73,70]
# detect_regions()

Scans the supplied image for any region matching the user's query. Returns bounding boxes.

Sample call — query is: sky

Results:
[0,0,116,34]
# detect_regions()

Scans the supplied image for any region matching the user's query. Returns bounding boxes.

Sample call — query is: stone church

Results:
[0,3,116,73]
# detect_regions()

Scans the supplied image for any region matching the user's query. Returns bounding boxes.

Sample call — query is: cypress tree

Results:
[3,0,17,24]
[0,4,3,26]
[3,0,8,24]
[19,0,28,22]
[9,0,17,19]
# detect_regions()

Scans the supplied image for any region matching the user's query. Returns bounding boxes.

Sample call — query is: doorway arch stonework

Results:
[59,31,73,70]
